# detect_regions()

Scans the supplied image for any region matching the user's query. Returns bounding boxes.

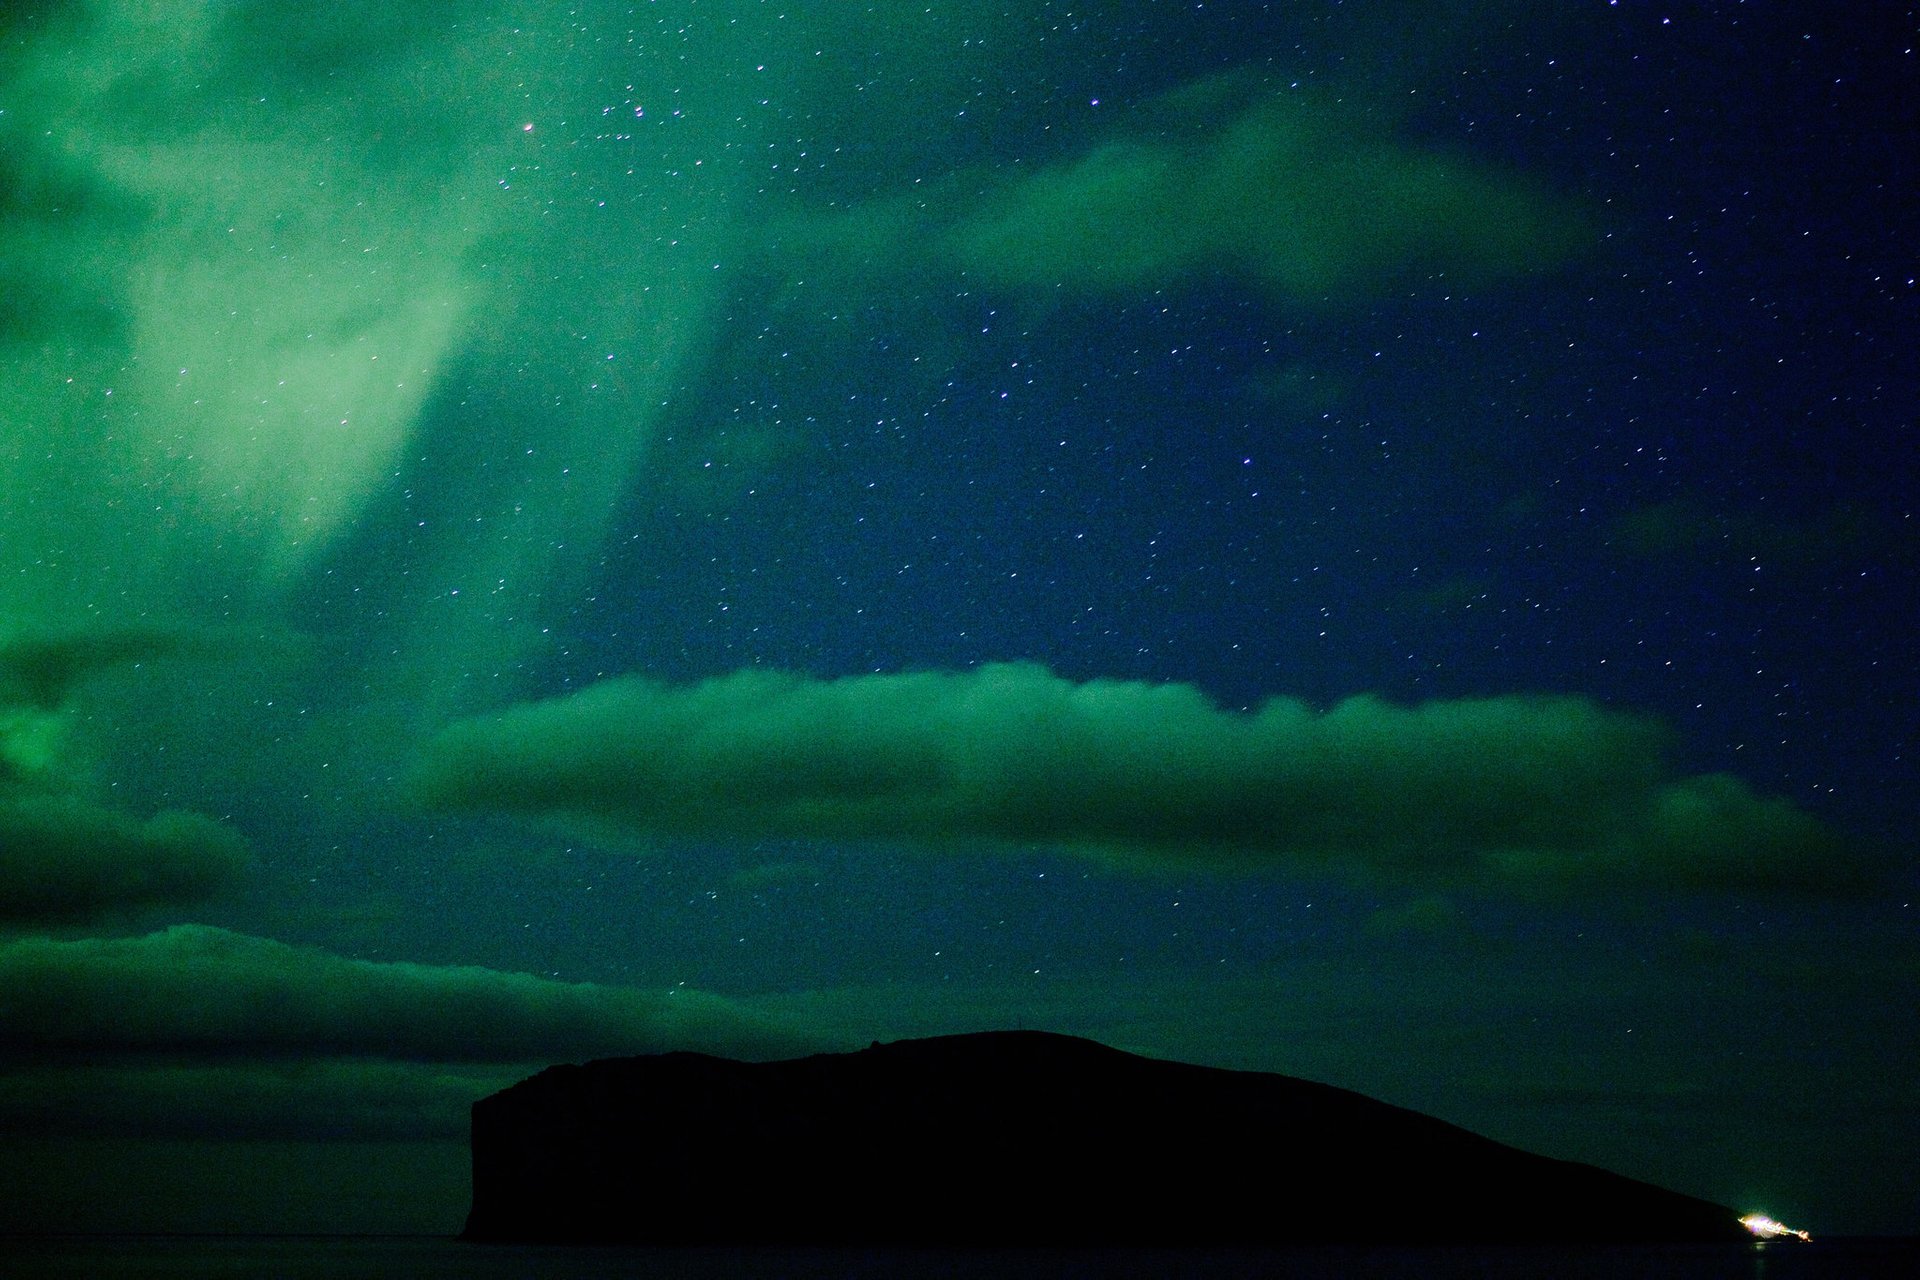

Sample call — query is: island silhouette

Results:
[463,1030,1750,1247]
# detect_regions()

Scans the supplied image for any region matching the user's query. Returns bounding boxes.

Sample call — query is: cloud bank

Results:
[0,800,250,925]
[414,663,1851,893]
[0,925,809,1063]
[0,924,820,1140]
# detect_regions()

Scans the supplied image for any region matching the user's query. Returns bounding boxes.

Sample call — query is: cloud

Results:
[413,663,1857,893]
[0,625,252,922]
[0,924,814,1062]
[1606,498,1910,570]
[781,73,1592,306]
[0,622,225,711]
[0,924,822,1140]
[0,800,250,925]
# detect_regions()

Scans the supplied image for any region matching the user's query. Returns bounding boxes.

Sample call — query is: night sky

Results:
[1,0,1914,1239]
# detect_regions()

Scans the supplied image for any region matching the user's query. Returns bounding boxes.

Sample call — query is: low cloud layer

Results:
[0,918,823,1142]
[0,925,814,1063]
[415,663,1851,893]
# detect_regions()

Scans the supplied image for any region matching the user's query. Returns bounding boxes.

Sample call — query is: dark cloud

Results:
[0,626,252,922]
[0,623,214,710]
[414,662,1856,893]
[0,925,818,1063]
[0,799,249,924]
[0,923,823,1143]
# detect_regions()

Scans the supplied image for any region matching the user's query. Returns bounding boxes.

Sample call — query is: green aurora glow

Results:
[0,0,1912,1238]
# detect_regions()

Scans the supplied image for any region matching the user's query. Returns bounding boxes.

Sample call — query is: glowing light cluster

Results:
[1740,1213,1811,1241]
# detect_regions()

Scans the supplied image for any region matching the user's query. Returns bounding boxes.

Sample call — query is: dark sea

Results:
[5,1237,1917,1280]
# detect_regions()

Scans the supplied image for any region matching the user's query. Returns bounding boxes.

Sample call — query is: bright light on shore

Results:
[1740,1213,1811,1241]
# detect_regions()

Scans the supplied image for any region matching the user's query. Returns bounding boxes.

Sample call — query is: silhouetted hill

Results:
[463,1030,1750,1246]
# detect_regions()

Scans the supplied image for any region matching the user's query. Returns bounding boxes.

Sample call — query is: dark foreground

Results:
[467,1031,1745,1247]
[5,1235,1916,1280]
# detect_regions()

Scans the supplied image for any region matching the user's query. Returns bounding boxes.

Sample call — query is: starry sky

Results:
[1,0,1915,1239]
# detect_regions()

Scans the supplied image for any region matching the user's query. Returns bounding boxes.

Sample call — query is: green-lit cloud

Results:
[0,924,823,1141]
[0,924,810,1062]
[0,800,249,925]
[783,72,1591,305]
[414,663,1852,893]
[1,627,250,923]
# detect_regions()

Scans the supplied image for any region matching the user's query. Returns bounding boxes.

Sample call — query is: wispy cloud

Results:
[777,71,1593,305]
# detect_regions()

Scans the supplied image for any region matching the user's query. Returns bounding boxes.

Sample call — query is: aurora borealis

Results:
[2,0,1914,1237]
